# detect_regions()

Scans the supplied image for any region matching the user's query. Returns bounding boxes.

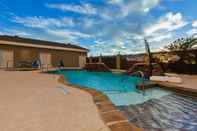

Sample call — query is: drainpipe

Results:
[116,52,121,70]
[98,54,102,63]
[89,56,92,63]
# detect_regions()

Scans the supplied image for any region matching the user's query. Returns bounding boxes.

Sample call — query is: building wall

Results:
[50,50,83,67]
[0,44,87,68]
[0,47,14,68]
[14,46,39,66]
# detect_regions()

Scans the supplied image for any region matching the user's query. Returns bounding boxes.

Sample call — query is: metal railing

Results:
[134,71,147,95]
[41,64,52,72]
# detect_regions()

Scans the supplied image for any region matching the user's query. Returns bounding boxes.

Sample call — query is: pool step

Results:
[136,81,157,90]
[107,88,172,106]
[103,90,124,94]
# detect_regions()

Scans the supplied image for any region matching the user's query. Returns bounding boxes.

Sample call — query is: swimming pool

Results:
[50,70,197,130]
[50,70,172,106]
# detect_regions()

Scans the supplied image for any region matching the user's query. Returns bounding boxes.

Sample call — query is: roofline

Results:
[0,40,88,53]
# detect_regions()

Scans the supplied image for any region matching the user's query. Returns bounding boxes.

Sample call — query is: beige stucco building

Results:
[0,35,88,69]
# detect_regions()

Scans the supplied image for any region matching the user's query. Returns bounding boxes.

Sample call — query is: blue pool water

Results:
[50,70,172,106]
[61,70,141,93]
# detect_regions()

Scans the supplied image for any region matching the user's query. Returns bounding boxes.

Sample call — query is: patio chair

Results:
[32,59,41,69]
[58,59,64,68]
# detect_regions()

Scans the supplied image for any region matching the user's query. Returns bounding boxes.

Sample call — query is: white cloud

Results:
[90,36,147,56]
[0,29,32,37]
[90,40,129,56]
[142,12,188,50]
[8,30,32,36]
[187,29,197,36]
[108,0,123,4]
[12,16,74,29]
[142,0,160,12]
[46,3,97,15]
[46,29,92,41]
[192,20,197,27]
[108,0,160,18]
[148,33,172,42]
[82,18,96,28]
[145,12,187,35]
[81,12,184,55]
[46,0,160,20]
[186,20,197,36]
[11,15,92,43]
[167,0,184,2]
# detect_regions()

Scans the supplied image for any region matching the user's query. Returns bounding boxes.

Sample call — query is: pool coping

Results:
[57,75,143,131]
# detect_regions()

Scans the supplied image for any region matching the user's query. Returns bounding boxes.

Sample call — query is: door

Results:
[79,55,86,68]
[39,52,51,68]
[0,49,14,68]
[0,49,3,68]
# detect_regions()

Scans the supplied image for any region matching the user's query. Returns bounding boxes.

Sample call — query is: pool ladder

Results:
[131,71,146,94]
[120,71,146,93]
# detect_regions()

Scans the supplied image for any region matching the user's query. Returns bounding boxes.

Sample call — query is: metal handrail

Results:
[41,64,46,72]
[128,71,147,94]
[135,71,146,82]
[41,63,51,72]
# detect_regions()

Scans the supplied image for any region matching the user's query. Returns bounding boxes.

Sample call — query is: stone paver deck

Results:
[157,74,197,93]
[0,71,110,131]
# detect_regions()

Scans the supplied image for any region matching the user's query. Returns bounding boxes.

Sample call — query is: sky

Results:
[0,0,197,56]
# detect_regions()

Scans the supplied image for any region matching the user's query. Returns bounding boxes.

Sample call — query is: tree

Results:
[164,37,197,64]
[165,37,197,51]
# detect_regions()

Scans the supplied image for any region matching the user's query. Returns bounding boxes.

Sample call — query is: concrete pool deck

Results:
[0,70,110,131]
[157,74,197,93]
[1,70,196,131]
